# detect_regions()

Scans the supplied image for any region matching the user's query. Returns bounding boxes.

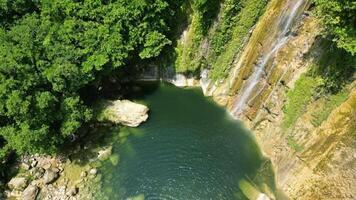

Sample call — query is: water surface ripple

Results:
[98,83,272,200]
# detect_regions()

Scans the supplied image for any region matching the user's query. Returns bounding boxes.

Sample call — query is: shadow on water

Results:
[94,83,278,200]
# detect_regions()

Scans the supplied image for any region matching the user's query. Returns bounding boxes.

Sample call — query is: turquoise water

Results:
[97,83,274,200]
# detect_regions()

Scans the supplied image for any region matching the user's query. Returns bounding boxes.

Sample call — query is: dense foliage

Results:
[0,0,183,161]
[208,0,266,80]
[175,0,267,78]
[0,0,355,168]
[314,0,356,55]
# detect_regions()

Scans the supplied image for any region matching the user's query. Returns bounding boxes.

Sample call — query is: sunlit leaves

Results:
[0,0,180,160]
[314,0,356,55]
[139,31,171,59]
[60,96,92,137]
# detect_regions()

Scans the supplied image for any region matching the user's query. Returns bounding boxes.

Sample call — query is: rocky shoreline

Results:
[3,99,149,200]
[4,146,109,199]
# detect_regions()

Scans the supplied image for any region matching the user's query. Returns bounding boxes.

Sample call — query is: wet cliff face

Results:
[174,0,355,199]
[204,0,311,113]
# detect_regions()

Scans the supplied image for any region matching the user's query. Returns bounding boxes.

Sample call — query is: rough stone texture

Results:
[21,162,31,170]
[8,177,28,191]
[43,169,59,184]
[201,0,356,198]
[67,187,78,196]
[165,73,200,88]
[23,185,39,200]
[219,13,356,200]
[241,17,355,199]
[97,146,112,161]
[100,100,149,127]
[251,88,356,200]
[89,168,97,176]
[30,167,45,179]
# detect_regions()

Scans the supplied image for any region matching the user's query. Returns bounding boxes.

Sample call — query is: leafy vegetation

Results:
[0,0,183,162]
[174,0,220,73]
[287,137,304,152]
[314,0,356,55]
[308,41,355,127]
[283,38,355,130]
[0,0,355,182]
[209,0,267,80]
[282,74,323,129]
[311,41,356,93]
[311,90,349,127]
[282,39,354,153]
[174,0,267,79]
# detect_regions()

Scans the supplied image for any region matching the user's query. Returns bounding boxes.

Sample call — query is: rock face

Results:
[67,187,78,196]
[138,65,200,88]
[89,168,97,176]
[22,185,39,200]
[99,100,149,127]
[200,5,356,200]
[8,177,28,191]
[97,146,112,161]
[184,0,355,198]
[168,74,199,87]
[30,167,45,179]
[43,169,59,184]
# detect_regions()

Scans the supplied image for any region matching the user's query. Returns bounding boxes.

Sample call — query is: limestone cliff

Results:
[212,4,355,200]
[174,0,355,199]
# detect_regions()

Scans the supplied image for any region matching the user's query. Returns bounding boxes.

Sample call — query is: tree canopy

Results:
[314,0,356,55]
[0,0,183,160]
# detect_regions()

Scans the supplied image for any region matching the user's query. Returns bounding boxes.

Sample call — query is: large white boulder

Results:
[99,100,149,127]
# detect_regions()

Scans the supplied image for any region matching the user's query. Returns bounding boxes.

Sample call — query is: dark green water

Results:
[97,83,274,200]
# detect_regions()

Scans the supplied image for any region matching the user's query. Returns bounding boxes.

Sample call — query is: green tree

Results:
[314,0,356,54]
[0,0,184,161]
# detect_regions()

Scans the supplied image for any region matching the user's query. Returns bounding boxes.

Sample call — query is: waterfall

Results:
[232,0,308,116]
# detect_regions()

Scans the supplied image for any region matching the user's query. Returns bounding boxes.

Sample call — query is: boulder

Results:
[99,100,149,127]
[80,171,87,178]
[21,162,31,170]
[89,168,97,176]
[30,159,38,168]
[8,177,28,191]
[22,185,39,200]
[30,167,45,180]
[43,169,59,184]
[98,146,112,161]
[67,187,78,196]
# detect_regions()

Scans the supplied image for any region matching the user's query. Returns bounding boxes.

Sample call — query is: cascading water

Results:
[232,0,308,116]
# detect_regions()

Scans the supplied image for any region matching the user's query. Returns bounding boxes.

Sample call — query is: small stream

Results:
[94,83,276,200]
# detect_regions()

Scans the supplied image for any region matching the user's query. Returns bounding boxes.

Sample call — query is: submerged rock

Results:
[97,146,112,161]
[22,185,39,200]
[98,100,149,127]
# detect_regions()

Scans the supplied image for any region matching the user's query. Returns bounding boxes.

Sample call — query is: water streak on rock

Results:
[232,0,308,116]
